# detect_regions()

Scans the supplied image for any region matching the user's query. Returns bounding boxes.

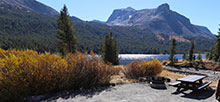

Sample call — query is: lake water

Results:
[119,54,206,65]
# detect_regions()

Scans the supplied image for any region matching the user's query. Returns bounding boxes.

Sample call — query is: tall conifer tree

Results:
[197,53,203,65]
[56,5,77,55]
[101,32,119,65]
[182,53,186,61]
[208,26,220,62]
[214,30,220,62]
[169,39,176,65]
[189,41,195,62]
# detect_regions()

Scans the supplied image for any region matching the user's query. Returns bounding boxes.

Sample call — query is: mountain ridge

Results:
[106,3,215,39]
[0,0,59,15]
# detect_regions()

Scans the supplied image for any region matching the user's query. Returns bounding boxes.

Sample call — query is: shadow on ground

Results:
[181,89,215,100]
[26,86,113,102]
[172,88,215,100]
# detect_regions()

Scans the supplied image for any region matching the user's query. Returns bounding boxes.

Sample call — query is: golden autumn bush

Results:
[64,51,113,89]
[123,59,163,79]
[0,49,113,101]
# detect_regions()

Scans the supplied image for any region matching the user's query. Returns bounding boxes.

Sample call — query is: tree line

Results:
[169,26,220,66]
[169,39,203,66]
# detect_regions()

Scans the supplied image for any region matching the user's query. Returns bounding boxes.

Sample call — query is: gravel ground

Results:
[164,66,220,81]
[47,83,215,102]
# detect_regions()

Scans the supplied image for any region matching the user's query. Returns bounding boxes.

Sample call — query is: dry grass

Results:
[111,65,124,75]
[163,59,220,70]
[109,65,137,84]
[159,70,185,79]
[203,60,220,70]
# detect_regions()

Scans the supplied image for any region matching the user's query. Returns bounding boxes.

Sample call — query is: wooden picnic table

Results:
[176,75,207,92]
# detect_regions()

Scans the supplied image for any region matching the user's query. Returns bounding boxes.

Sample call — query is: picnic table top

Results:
[176,75,206,83]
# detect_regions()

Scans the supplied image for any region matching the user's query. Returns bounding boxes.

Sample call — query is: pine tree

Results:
[217,57,220,65]
[101,32,119,65]
[197,53,203,64]
[182,53,186,61]
[169,39,176,65]
[189,41,194,62]
[208,26,220,62]
[56,5,77,56]
[209,46,215,60]
[99,42,104,55]
[197,53,202,61]
[214,32,220,61]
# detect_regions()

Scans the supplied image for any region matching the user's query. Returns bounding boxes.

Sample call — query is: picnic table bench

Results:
[174,75,211,92]
[197,81,212,90]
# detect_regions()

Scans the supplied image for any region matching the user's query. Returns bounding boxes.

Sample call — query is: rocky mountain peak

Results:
[106,3,215,39]
[123,7,136,11]
[157,3,170,11]
[156,3,171,14]
[106,7,136,23]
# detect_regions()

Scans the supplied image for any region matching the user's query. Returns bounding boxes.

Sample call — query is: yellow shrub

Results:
[123,59,163,79]
[64,51,113,89]
[0,49,113,101]
[0,50,68,101]
[162,60,167,65]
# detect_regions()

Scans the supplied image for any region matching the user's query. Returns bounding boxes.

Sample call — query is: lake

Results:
[119,54,206,65]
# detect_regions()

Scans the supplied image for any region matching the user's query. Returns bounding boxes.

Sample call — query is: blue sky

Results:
[37,0,219,34]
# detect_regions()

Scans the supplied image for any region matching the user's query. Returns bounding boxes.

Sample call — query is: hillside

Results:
[0,3,57,52]
[0,0,216,54]
[0,0,59,15]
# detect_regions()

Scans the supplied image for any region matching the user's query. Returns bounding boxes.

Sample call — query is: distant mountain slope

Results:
[74,22,215,53]
[0,3,58,52]
[106,3,215,39]
[194,25,213,34]
[91,20,106,24]
[0,0,59,15]
[0,1,215,54]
